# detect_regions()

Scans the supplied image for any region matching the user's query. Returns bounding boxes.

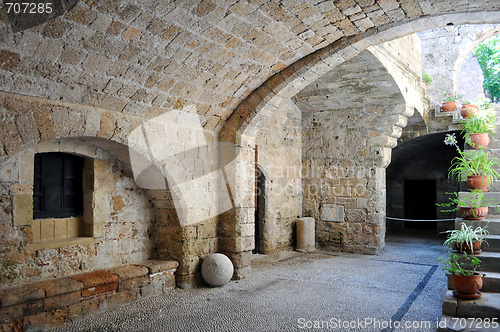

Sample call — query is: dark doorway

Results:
[404,180,437,230]
[253,167,265,254]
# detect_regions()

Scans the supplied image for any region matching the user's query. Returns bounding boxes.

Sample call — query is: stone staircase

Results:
[438,105,500,331]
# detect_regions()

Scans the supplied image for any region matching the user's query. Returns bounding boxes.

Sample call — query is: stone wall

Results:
[0,138,156,287]
[296,49,409,254]
[255,99,302,254]
[457,52,485,103]
[419,25,500,105]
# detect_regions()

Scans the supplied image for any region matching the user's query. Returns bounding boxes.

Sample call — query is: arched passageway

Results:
[1,1,500,287]
[386,131,464,233]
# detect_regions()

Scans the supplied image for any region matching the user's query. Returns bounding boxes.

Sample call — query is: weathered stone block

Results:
[45,307,69,328]
[69,270,119,289]
[321,204,345,222]
[0,285,45,307]
[122,27,142,41]
[40,219,54,240]
[35,277,83,297]
[43,291,81,311]
[107,265,149,281]
[68,297,100,320]
[65,4,97,25]
[42,18,69,38]
[12,194,32,226]
[103,289,139,310]
[140,260,179,274]
[0,302,27,320]
[0,319,23,331]
[0,50,20,70]
[118,276,150,291]
[81,282,118,297]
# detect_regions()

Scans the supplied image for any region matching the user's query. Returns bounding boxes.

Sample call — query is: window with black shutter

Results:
[33,153,84,219]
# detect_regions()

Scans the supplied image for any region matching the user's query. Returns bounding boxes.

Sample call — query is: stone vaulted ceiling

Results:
[1,0,500,139]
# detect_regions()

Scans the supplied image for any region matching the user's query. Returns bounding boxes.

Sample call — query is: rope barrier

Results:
[386,217,456,223]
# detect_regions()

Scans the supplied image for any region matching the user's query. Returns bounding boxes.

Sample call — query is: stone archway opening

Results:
[386,131,464,234]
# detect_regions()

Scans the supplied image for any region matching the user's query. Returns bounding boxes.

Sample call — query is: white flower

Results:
[444,133,457,146]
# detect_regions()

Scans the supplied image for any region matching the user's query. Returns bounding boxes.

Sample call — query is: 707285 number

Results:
[450,317,498,329]
[4,2,53,14]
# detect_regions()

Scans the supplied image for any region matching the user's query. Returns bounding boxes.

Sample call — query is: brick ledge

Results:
[0,260,179,330]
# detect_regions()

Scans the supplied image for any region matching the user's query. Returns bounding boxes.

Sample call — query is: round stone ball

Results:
[201,253,234,286]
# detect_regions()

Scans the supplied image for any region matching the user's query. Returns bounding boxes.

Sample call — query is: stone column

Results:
[296,217,316,252]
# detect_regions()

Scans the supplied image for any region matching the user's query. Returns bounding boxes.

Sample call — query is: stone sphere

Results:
[201,253,234,286]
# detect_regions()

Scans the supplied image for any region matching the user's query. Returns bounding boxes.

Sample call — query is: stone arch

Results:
[220,14,500,142]
[0,91,145,164]
[0,93,189,286]
[0,135,163,286]
[453,27,500,97]
[217,14,500,269]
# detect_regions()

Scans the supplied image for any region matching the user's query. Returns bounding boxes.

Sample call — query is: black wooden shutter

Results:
[33,153,84,219]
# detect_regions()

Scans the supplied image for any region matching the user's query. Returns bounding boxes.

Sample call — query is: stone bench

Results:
[0,260,178,331]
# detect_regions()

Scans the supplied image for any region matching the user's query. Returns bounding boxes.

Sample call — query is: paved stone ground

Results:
[52,231,448,332]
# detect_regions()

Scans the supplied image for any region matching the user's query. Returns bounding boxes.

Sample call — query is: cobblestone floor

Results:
[52,231,447,332]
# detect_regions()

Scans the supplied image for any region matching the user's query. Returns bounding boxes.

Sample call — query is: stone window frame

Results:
[13,138,110,250]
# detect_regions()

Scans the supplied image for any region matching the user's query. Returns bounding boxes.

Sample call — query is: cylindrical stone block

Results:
[296,217,316,252]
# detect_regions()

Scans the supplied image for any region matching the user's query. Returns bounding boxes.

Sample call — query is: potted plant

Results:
[460,99,479,118]
[441,91,462,112]
[444,133,500,191]
[438,252,484,299]
[422,73,433,87]
[442,222,489,254]
[436,189,496,220]
[460,114,495,149]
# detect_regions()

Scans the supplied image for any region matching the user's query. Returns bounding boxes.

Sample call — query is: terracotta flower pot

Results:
[453,241,482,254]
[441,102,456,112]
[450,273,483,299]
[466,175,490,192]
[469,133,490,150]
[459,207,488,220]
[461,104,479,118]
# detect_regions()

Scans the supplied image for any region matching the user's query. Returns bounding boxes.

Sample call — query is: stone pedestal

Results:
[296,217,316,252]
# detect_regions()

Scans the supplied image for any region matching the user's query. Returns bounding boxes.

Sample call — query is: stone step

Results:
[484,234,500,252]
[458,181,500,193]
[441,290,500,319]
[476,251,500,273]
[486,148,500,159]
[457,191,500,205]
[487,139,500,149]
[448,271,500,293]
[438,314,500,331]
[456,219,500,235]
